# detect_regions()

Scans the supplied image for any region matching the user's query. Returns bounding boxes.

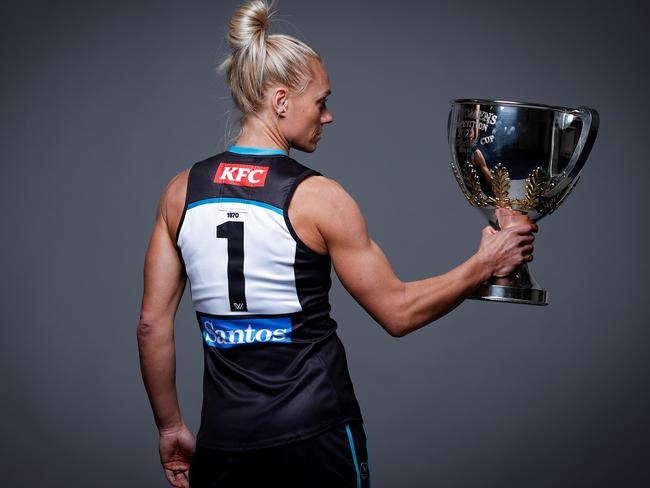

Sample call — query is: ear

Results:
[272,87,289,117]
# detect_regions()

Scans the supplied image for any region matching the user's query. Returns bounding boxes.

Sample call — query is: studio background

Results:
[1,0,648,487]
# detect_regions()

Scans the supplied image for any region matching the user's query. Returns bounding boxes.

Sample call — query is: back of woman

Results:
[144,1,370,486]
[176,148,363,449]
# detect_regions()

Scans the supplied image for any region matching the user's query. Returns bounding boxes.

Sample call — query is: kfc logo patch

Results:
[214,162,269,187]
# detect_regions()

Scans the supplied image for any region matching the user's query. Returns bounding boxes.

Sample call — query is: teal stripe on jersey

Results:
[228,145,288,156]
[187,197,283,215]
[346,424,361,488]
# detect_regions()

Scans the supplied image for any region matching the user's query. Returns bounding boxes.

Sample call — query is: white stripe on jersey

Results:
[177,199,302,315]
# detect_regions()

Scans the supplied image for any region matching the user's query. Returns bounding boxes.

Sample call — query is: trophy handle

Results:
[547,106,599,197]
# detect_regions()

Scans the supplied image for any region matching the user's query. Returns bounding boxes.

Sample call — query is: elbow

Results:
[388,313,443,338]
[382,312,410,338]
[137,319,155,344]
[137,314,166,343]
[386,325,407,338]
[137,312,175,344]
[386,281,411,338]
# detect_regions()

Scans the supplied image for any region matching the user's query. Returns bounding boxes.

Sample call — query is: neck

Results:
[236,113,289,154]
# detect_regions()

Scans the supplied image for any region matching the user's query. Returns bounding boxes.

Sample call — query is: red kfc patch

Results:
[214,162,269,187]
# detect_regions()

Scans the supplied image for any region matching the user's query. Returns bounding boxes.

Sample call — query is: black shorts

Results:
[189,421,370,488]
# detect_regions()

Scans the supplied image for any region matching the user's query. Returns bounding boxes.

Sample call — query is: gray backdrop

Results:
[1,0,648,486]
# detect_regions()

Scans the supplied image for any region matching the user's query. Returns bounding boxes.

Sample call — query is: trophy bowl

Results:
[448,99,599,305]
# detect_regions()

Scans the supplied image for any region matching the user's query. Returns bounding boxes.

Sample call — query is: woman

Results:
[137,2,536,487]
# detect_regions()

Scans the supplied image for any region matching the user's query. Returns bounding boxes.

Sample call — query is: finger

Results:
[513,223,537,235]
[163,470,176,487]
[164,469,183,488]
[510,224,537,235]
[178,471,190,488]
[524,254,534,262]
[518,234,535,245]
[528,222,539,233]
[520,244,534,255]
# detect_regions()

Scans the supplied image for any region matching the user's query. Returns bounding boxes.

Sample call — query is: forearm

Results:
[137,320,184,432]
[399,252,493,336]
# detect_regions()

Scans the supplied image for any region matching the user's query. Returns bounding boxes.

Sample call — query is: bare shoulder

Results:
[159,168,190,240]
[289,175,367,253]
[292,175,358,212]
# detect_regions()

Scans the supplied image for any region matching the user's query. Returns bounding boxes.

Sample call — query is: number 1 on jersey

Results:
[216,221,248,312]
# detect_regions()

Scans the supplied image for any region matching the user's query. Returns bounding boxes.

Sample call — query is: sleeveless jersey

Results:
[176,149,363,450]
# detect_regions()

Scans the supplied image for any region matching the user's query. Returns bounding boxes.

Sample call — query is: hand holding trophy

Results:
[448,99,599,305]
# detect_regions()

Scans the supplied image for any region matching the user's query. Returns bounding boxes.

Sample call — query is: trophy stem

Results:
[470,263,548,305]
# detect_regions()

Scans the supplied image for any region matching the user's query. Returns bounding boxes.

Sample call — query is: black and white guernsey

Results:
[176,147,363,450]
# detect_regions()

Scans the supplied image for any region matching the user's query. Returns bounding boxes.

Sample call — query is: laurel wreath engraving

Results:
[457,161,572,216]
[512,167,546,210]
[461,162,490,207]
[490,164,511,208]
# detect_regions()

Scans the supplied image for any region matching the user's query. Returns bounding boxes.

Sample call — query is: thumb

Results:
[482,225,496,237]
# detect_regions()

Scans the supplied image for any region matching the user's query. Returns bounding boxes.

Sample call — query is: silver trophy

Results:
[448,99,599,305]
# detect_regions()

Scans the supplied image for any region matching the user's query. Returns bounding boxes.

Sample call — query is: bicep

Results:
[319,184,404,331]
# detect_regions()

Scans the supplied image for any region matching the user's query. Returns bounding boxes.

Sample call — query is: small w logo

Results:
[233,302,245,310]
[360,462,369,480]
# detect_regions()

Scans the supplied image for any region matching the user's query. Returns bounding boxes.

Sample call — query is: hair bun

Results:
[227,0,270,51]
[219,0,319,117]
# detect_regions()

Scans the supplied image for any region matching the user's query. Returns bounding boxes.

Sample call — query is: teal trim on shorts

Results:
[345,424,361,488]
[363,423,370,487]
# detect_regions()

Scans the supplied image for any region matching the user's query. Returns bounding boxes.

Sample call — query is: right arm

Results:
[137,170,194,488]
[289,176,536,337]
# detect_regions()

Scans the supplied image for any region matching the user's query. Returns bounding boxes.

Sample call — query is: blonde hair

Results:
[219,0,320,117]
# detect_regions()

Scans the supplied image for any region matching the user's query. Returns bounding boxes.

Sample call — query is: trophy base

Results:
[470,263,548,305]
[470,284,548,305]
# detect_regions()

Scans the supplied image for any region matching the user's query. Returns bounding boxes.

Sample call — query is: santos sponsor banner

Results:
[199,315,292,348]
